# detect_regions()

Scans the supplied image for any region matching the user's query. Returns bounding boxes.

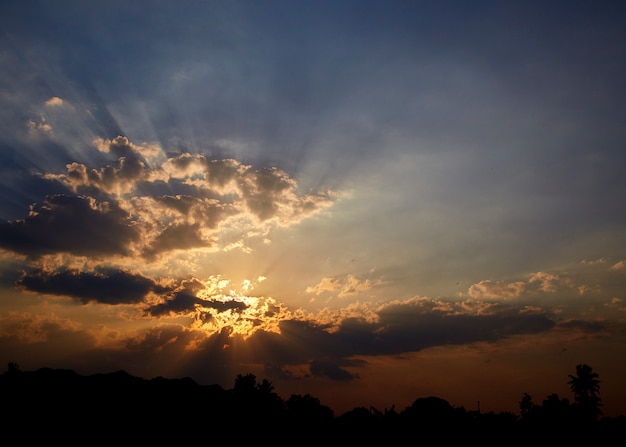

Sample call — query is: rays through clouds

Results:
[1,0,625,417]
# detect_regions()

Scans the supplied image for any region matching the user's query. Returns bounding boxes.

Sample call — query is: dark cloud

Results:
[153,195,200,215]
[16,268,159,305]
[146,292,203,317]
[309,359,359,381]
[201,158,243,190]
[365,301,556,355]
[372,311,553,354]
[557,320,608,333]
[0,166,70,221]
[242,168,294,221]
[178,197,234,229]
[206,299,249,313]
[0,194,138,258]
[142,223,211,259]
[147,290,248,317]
[240,300,556,382]
[100,135,144,160]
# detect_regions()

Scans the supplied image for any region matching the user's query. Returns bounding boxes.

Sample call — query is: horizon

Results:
[1,1,625,418]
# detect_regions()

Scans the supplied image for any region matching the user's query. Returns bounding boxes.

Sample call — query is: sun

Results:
[192,276,291,338]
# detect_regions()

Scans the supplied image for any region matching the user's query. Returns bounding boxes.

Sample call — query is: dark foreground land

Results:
[1,367,625,444]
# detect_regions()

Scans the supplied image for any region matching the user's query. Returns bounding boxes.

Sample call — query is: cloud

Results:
[147,289,248,318]
[310,359,359,381]
[556,319,608,334]
[147,291,210,317]
[0,195,139,258]
[605,298,626,312]
[364,298,555,355]
[338,275,378,298]
[0,135,339,269]
[581,258,607,265]
[25,97,77,139]
[467,271,575,299]
[16,268,162,305]
[136,195,234,230]
[468,279,527,299]
[13,267,256,321]
[306,274,380,298]
[528,271,562,292]
[161,153,336,224]
[306,277,341,295]
[241,297,556,376]
[142,222,212,259]
[45,97,64,107]
[93,136,164,166]
[47,137,165,196]
[610,260,626,271]
[13,136,336,261]
[27,118,53,136]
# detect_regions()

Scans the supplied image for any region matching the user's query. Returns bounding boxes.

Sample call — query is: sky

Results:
[1,0,625,417]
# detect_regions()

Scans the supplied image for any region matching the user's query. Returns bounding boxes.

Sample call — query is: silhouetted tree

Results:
[285,393,334,422]
[230,373,285,425]
[568,363,602,422]
[539,393,571,425]
[400,396,459,439]
[335,406,382,441]
[255,377,285,414]
[402,396,455,422]
[519,392,536,420]
[233,372,257,397]
[7,361,21,375]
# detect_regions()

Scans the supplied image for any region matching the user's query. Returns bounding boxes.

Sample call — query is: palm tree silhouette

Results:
[567,363,602,422]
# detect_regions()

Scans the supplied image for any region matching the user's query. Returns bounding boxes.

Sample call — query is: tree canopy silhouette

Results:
[568,363,602,422]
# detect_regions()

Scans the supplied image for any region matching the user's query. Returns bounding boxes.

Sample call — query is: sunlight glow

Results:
[193,276,290,338]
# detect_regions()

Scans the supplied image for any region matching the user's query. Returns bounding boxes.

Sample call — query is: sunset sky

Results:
[1,0,625,417]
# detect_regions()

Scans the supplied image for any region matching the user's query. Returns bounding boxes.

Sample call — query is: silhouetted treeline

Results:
[1,363,624,444]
